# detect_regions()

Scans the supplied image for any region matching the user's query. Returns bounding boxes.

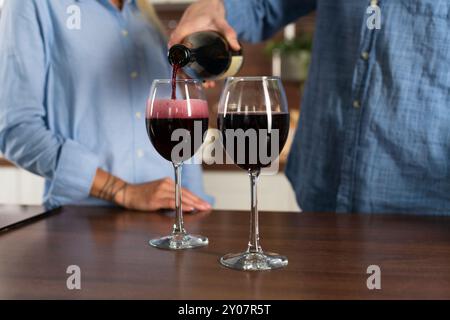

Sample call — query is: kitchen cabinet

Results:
[0,166,44,205]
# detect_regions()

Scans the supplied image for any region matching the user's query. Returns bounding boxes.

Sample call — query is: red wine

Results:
[217,112,290,171]
[168,31,243,80]
[147,99,209,163]
[171,63,180,100]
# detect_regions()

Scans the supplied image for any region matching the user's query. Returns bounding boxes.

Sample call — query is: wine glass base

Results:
[220,251,288,271]
[149,233,208,250]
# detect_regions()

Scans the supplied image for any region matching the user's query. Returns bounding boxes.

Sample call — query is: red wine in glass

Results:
[147,99,209,163]
[146,80,210,250]
[217,112,290,171]
[217,76,290,271]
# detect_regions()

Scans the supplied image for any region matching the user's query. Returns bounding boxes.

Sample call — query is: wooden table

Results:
[1,206,450,299]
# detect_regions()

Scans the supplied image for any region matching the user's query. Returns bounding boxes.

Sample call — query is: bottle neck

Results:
[168,44,192,67]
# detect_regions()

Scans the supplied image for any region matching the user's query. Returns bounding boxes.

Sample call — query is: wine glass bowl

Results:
[146,79,209,250]
[217,76,290,270]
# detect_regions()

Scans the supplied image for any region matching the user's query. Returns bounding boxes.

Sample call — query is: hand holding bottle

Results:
[168,0,241,51]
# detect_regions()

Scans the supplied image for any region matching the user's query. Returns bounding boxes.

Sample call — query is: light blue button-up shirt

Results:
[0,0,211,209]
[225,0,450,215]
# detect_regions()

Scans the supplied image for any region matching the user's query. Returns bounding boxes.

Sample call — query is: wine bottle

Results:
[168,31,243,80]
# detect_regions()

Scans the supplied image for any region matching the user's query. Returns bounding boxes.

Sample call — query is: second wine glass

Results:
[146,79,209,250]
[217,76,290,270]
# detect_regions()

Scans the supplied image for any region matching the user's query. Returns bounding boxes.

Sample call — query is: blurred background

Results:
[0,0,315,211]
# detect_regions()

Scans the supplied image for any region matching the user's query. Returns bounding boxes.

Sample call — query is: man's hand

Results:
[169,0,240,51]
[118,178,211,212]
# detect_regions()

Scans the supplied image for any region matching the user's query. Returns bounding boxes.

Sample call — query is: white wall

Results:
[0,168,44,205]
[204,171,300,212]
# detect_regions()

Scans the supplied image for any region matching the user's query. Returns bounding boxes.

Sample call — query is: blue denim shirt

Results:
[0,0,212,208]
[225,0,450,214]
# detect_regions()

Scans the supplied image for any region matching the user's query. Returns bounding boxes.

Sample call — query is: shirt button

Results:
[137,149,144,158]
[361,51,370,60]
[135,112,142,119]
[353,100,361,109]
[130,71,139,79]
[122,30,129,37]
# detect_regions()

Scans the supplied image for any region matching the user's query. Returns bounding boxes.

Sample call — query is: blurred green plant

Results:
[265,33,313,55]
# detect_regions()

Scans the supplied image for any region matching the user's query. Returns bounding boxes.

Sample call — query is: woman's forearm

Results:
[90,168,128,206]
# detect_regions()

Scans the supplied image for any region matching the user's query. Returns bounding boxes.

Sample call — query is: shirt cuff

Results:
[45,139,99,208]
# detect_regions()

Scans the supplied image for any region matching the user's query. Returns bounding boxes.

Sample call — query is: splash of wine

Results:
[171,63,180,100]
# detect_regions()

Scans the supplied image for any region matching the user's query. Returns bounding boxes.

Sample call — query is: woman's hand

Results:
[90,169,211,212]
[117,178,212,212]
[168,0,240,51]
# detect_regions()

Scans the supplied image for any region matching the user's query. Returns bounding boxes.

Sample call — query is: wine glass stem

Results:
[173,163,185,235]
[248,170,262,253]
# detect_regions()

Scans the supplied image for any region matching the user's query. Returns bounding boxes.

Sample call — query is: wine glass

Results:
[217,76,290,270]
[146,79,209,249]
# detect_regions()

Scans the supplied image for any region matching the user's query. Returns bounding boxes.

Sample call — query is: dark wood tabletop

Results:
[1,206,450,299]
